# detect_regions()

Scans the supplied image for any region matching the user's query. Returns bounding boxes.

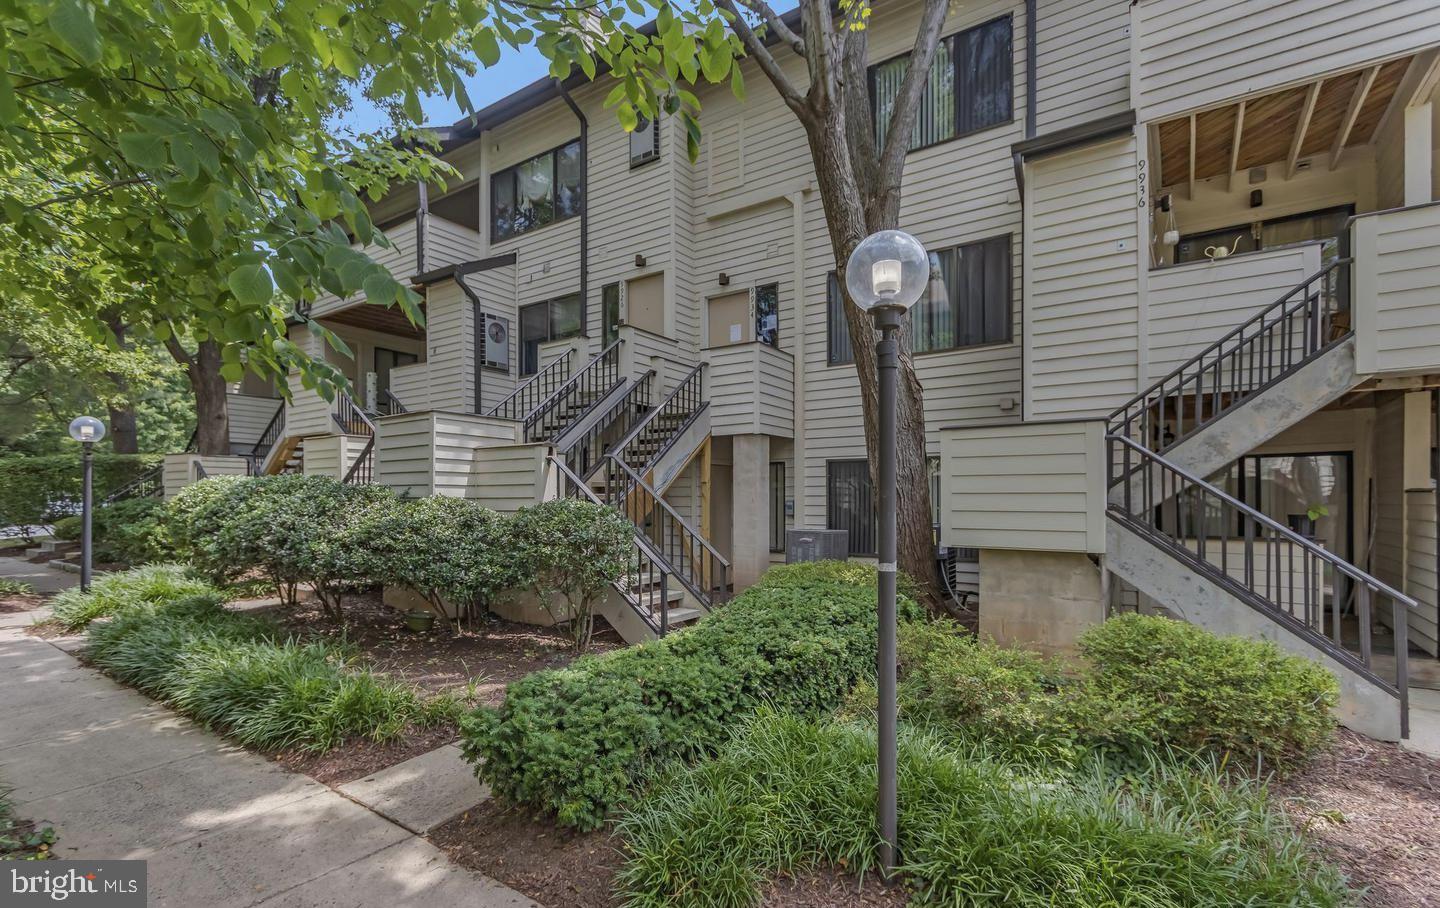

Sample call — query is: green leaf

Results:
[259,42,291,69]
[220,362,245,382]
[362,271,395,306]
[472,30,501,67]
[730,66,745,102]
[118,132,167,169]
[371,64,406,98]
[49,0,102,65]
[172,13,204,49]
[227,264,273,307]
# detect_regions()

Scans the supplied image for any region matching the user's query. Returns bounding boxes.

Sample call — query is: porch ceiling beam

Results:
[1286,81,1322,180]
[1374,50,1440,144]
[1188,113,1197,199]
[1332,66,1380,170]
[1229,100,1246,188]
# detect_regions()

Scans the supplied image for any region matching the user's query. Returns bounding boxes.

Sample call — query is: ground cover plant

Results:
[49,563,212,631]
[616,712,1352,908]
[73,573,459,751]
[0,579,34,597]
[0,786,57,861]
[461,561,924,830]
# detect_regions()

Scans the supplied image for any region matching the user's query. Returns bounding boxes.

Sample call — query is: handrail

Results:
[549,455,679,635]
[487,348,575,421]
[376,388,407,416]
[1108,433,1412,736]
[102,464,163,504]
[1108,257,1351,452]
[247,402,286,476]
[612,362,705,481]
[558,370,655,481]
[599,453,730,608]
[522,339,623,443]
[332,392,377,484]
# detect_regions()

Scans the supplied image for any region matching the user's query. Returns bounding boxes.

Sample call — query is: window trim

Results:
[490,138,583,244]
[517,293,584,376]
[913,233,1014,354]
[866,13,1015,156]
[629,117,661,169]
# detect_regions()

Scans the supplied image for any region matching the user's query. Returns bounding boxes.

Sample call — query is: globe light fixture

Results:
[67,416,106,591]
[844,229,929,313]
[843,229,929,879]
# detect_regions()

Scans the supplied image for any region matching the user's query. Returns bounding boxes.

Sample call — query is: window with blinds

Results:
[769,462,786,553]
[870,16,1012,152]
[826,271,854,366]
[826,460,876,556]
[913,234,1012,352]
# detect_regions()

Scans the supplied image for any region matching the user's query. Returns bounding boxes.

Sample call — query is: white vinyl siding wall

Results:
[1024,135,1140,418]
[227,393,281,449]
[373,410,521,498]
[1354,203,1440,376]
[706,344,795,437]
[938,419,1107,553]
[466,444,552,512]
[1132,0,1440,122]
[423,217,482,272]
[1034,0,1130,133]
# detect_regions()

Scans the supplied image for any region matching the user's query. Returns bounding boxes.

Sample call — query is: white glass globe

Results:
[844,230,929,313]
[68,416,106,443]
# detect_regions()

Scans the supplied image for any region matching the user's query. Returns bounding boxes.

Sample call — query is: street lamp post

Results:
[844,230,929,877]
[67,416,107,592]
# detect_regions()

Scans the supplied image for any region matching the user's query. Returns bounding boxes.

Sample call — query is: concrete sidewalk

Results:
[0,553,79,594]
[0,621,537,907]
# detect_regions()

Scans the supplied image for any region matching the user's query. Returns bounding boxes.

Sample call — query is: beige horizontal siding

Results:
[1354,203,1440,376]
[301,434,364,481]
[1147,244,1321,382]
[161,454,248,499]
[374,411,521,499]
[1035,0,1130,133]
[465,444,550,513]
[423,216,481,272]
[374,411,437,498]
[388,362,430,412]
[705,343,794,438]
[1405,489,1440,654]
[1025,135,1140,418]
[227,393,281,449]
[939,420,1107,553]
[1133,0,1440,121]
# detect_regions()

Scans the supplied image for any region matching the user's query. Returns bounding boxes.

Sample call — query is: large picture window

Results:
[491,140,583,242]
[915,235,1012,352]
[826,460,876,557]
[870,15,1012,152]
[518,294,583,375]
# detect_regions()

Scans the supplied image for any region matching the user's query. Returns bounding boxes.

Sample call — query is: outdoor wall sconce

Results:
[634,254,646,268]
[718,272,730,286]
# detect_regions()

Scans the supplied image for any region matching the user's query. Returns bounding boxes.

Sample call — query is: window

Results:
[491,140,583,242]
[1175,206,1353,265]
[630,117,660,167]
[826,460,876,556]
[870,16,1012,152]
[755,283,779,347]
[915,235,1011,352]
[826,272,855,365]
[601,282,621,346]
[769,462,786,553]
[518,294,583,375]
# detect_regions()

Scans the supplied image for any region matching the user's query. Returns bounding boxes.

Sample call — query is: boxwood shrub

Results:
[460,561,923,830]
[54,498,171,565]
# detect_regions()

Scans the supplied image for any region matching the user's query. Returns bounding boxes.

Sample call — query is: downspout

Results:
[788,190,808,527]
[556,80,590,337]
[416,180,430,273]
[1025,0,1037,139]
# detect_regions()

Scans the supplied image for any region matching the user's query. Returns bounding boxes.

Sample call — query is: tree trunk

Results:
[166,338,231,456]
[106,402,139,454]
[803,107,941,606]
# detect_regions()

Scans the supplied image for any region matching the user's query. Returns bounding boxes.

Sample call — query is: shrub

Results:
[369,495,520,628]
[54,498,171,565]
[510,498,632,651]
[167,476,267,585]
[1068,614,1338,764]
[0,579,34,597]
[461,563,923,830]
[616,713,1351,908]
[749,559,923,601]
[0,453,162,530]
[85,594,457,751]
[49,564,215,630]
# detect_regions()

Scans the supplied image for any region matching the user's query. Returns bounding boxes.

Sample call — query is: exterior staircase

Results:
[1103,253,1418,740]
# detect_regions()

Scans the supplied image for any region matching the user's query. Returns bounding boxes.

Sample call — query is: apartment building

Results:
[175,0,1440,739]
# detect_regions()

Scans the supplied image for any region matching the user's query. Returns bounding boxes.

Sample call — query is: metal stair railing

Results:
[376,389,407,416]
[612,362,706,480]
[331,392,377,485]
[549,455,680,635]
[558,370,655,481]
[102,464,164,504]
[1108,433,1414,737]
[487,348,575,422]
[1108,257,1352,454]
[596,453,730,609]
[246,402,286,476]
[522,339,623,443]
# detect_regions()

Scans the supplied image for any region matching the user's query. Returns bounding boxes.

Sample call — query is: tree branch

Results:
[876,0,950,182]
[715,0,809,117]
[733,0,803,56]
[25,178,150,212]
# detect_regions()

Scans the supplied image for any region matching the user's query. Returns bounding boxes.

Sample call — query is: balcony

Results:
[1131,0,1440,124]
[311,213,482,318]
[1354,201,1440,376]
[704,342,794,438]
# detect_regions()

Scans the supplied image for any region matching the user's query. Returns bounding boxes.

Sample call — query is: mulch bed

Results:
[1277,729,1440,908]
[428,800,908,908]
[259,590,622,785]
[0,593,44,615]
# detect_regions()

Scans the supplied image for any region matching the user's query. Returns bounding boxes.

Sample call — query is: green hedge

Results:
[460,561,923,830]
[0,454,162,527]
[616,713,1350,908]
[83,585,457,751]
[53,498,171,565]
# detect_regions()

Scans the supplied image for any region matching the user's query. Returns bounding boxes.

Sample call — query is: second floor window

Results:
[491,140,583,242]
[870,15,1013,152]
[916,235,1012,352]
[518,294,582,375]
[826,271,855,366]
[756,283,779,347]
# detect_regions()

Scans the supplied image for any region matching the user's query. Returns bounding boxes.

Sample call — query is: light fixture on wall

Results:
[1250,189,1264,209]
[634,254,647,268]
[717,272,730,286]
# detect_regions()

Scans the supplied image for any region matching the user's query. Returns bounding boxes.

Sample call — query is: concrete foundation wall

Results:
[978,548,1106,658]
